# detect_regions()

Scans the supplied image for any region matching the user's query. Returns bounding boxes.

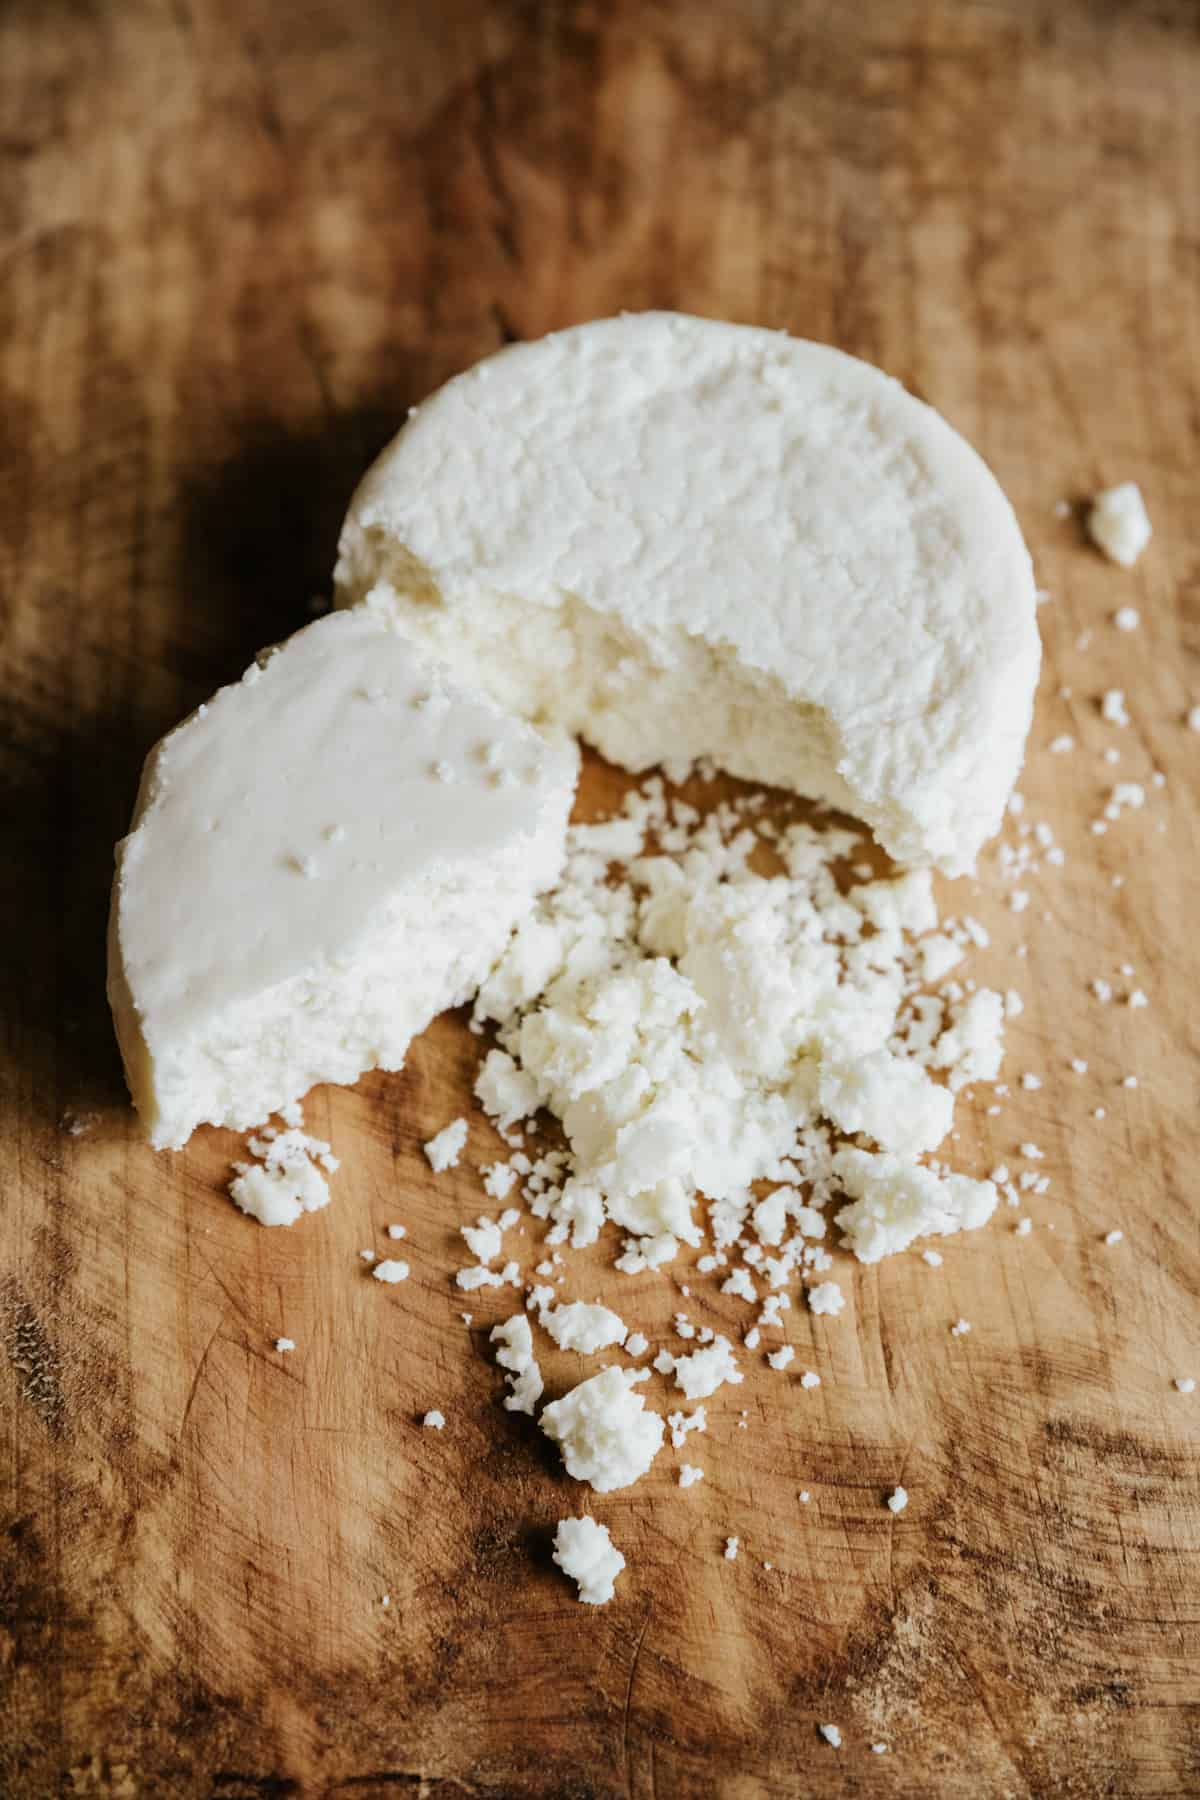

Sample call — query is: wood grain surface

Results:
[2,2,1198,1795]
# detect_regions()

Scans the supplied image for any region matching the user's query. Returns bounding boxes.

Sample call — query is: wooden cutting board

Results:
[2,2,1197,1794]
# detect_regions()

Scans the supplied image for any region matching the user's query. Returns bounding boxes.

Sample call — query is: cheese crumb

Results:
[922,1249,943,1267]
[372,1259,409,1283]
[951,1318,972,1336]
[886,1486,908,1514]
[679,1464,704,1488]
[1101,689,1130,728]
[540,1367,663,1492]
[800,1371,821,1390]
[552,1517,625,1605]
[819,1724,842,1749]
[808,1282,845,1318]
[724,1536,740,1561]
[386,1223,407,1240]
[491,1314,544,1415]
[1113,606,1140,632]
[424,1117,468,1172]
[1104,1230,1124,1246]
[1088,483,1152,567]
[624,1332,649,1359]
[423,1409,445,1430]
[274,1337,295,1353]
[1175,1377,1196,1395]
[766,1346,795,1372]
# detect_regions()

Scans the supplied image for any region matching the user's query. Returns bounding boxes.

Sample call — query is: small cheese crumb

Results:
[1122,1075,1138,1090]
[372,1259,410,1283]
[800,1491,811,1503]
[1094,1107,1106,1120]
[424,1117,468,1172]
[871,1743,889,1755]
[1188,706,1200,733]
[625,1332,649,1358]
[1175,1377,1196,1395]
[1016,1218,1033,1236]
[922,1249,943,1267]
[819,1724,842,1749]
[1070,1059,1088,1075]
[1128,989,1148,1009]
[886,1486,908,1514]
[807,1281,845,1318]
[1101,689,1130,728]
[1104,1230,1123,1246]
[1021,1073,1042,1091]
[1048,734,1075,754]
[724,1536,740,1561]
[1088,483,1152,567]
[951,1318,972,1336]
[386,1223,407,1240]
[274,1337,295,1353]
[679,1464,704,1488]
[423,1409,446,1430]
[800,1370,821,1390]
[767,1346,795,1371]
[552,1517,625,1605]
[1113,606,1140,632]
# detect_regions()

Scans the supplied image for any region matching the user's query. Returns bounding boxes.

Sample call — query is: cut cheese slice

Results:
[108,608,578,1149]
[336,312,1039,875]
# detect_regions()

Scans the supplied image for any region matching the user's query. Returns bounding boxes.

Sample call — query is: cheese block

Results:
[335,312,1039,875]
[107,609,578,1150]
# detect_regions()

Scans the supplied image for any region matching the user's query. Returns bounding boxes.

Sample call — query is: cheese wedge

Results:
[108,609,578,1149]
[336,313,1039,875]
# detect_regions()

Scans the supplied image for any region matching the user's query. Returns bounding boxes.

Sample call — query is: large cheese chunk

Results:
[108,609,578,1149]
[336,313,1039,875]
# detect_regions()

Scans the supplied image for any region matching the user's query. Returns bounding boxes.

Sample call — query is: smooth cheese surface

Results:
[109,608,578,1146]
[336,312,1040,874]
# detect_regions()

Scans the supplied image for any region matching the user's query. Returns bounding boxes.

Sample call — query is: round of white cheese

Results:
[336,312,1039,874]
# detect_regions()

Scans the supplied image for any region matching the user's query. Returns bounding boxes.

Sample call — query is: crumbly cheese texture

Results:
[1088,483,1152,567]
[552,1516,625,1605]
[540,1366,665,1492]
[108,608,578,1149]
[470,782,1005,1275]
[229,1123,339,1227]
[336,313,1039,875]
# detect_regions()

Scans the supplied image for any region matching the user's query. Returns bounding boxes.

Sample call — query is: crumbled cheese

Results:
[372,1259,410,1284]
[922,1249,943,1267]
[1048,734,1075,754]
[724,1536,740,1561]
[679,1464,704,1488]
[800,1370,821,1389]
[1088,483,1152,567]
[537,1299,628,1354]
[274,1337,295,1353]
[541,1367,664,1491]
[834,1150,996,1263]
[951,1318,972,1336]
[1104,1230,1123,1247]
[423,1409,446,1430]
[1113,606,1140,631]
[1016,1218,1032,1236]
[1129,989,1148,1009]
[808,1282,845,1317]
[425,1117,468,1172]
[386,1223,407,1239]
[1175,1377,1196,1395]
[672,1336,744,1400]
[819,1724,842,1749]
[1101,689,1130,728]
[767,1346,795,1371]
[552,1516,625,1605]
[887,1486,908,1514]
[229,1125,339,1227]
[491,1314,544,1415]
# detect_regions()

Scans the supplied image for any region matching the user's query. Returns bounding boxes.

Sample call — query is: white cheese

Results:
[425,1118,467,1172]
[536,1299,628,1354]
[337,313,1039,875]
[679,1464,704,1488]
[540,1366,664,1492]
[834,1148,996,1263]
[670,1336,744,1400]
[422,1409,445,1430]
[724,1536,740,1561]
[372,1258,409,1284]
[807,1281,846,1317]
[108,609,577,1148]
[490,1314,544,1415]
[1088,482,1152,567]
[274,1337,295,1353]
[819,1724,842,1749]
[229,1126,338,1227]
[887,1486,909,1514]
[552,1516,625,1605]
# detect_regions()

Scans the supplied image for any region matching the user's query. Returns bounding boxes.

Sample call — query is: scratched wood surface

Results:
[2,1,1199,1795]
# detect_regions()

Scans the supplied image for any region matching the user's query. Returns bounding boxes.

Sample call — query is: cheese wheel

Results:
[336,313,1039,874]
